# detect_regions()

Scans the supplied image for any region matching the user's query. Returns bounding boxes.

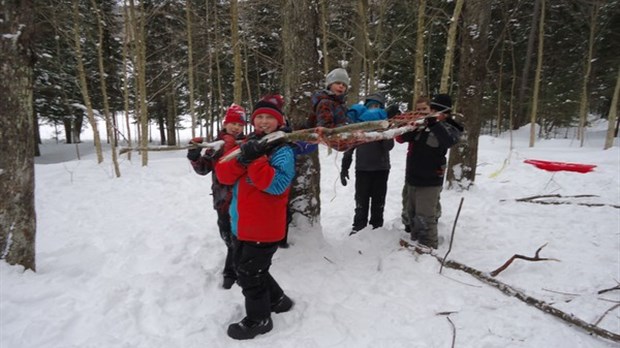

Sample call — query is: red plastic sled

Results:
[524,159,596,173]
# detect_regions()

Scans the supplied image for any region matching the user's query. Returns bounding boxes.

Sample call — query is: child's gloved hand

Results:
[187,147,202,161]
[238,140,266,166]
[340,170,349,186]
[187,138,203,161]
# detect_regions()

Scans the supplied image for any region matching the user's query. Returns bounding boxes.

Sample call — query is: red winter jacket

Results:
[215,142,295,243]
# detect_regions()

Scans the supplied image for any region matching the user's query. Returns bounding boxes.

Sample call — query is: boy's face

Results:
[224,122,244,136]
[329,82,347,96]
[415,102,431,114]
[253,114,279,134]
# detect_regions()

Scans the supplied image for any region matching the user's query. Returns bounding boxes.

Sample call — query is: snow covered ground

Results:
[1,121,619,347]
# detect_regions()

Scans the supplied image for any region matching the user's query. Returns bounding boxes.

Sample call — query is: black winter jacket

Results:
[398,118,463,187]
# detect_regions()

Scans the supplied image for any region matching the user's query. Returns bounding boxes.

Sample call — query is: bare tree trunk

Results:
[604,68,620,150]
[231,0,242,104]
[122,3,133,160]
[320,0,329,76]
[446,0,490,189]
[72,0,104,163]
[129,0,149,166]
[349,0,366,101]
[439,0,464,94]
[91,0,121,177]
[529,0,545,147]
[413,0,426,104]
[213,2,224,133]
[186,0,197,139]
[0,0,37,271]
[282,0,322,226]
[578,1,600,147]
[515,0,541,129]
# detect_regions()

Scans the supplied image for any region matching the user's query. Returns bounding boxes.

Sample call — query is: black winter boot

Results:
[271,294,294,313]
[227,317,273,340]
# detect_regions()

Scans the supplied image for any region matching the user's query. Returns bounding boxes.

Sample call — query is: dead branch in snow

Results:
[598,283,620,295]
[593,303,620,326]
[501,194,620,209]
[399,239,620,343]
[440,197,464,274]
[490,243,560,277]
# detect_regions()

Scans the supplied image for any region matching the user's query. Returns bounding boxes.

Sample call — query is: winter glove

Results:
[425,116,438,127]
[340,170,349,186]
[187,137,204,161]
[237,139,267,166]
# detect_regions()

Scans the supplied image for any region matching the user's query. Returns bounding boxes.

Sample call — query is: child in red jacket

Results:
[187,104,246,289]
[216,95,296,340]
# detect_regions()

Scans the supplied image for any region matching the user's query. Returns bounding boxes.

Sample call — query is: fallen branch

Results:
[593,303,620,326]
[440,197,464,274]
[490,243,560,277]
[598,284,620,295]
[219,120,413,162]
[399,239,620,343]
[501,194,620,209]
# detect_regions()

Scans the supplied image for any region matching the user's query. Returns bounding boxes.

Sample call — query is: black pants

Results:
[233,240,284,321]
[216,209,236,280]
[353,170,390,231]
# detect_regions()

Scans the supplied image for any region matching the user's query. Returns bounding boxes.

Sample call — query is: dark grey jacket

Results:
[342,139,394,172]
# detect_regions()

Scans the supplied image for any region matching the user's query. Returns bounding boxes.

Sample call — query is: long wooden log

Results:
[399,239,620,343]
[118,140,226,155]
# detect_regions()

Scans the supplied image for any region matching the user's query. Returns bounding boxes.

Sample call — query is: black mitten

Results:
[187,147,202,161]
[237,140,266,166]
[340,170,349,186]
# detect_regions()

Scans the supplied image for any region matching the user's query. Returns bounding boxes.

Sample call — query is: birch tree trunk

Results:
[121,3,133,160]
[439,0,463,94]
[604,68,619,150]
[0,0,37,271]
[91,0,121,177]
[129,0,149,166]
[72,0,104,163]
[282,0,322,226]
[231,0,242,104]
[578,1,600,147]
[413,0,426,104]
[529,0,545,147]
[320,0,329,75]
[186,0,197,139]
[446,0,490,189]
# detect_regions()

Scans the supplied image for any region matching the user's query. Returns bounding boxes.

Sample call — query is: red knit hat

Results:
[223,104,247,125]
[251,94,285,126]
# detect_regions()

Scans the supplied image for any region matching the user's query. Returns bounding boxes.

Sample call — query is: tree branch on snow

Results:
[501,194,620,209]
[593,303,620,326]
[399,239,620,343]
[440,197,464,274]
[489,243,560,277]
[598,284,620,295]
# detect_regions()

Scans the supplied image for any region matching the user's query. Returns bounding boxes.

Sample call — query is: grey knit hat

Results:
[325,68,350,88]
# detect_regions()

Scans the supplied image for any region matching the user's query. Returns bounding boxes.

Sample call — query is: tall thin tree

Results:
[528,0,545,147]
[72,0,104,163]
[578,0,600,147]
[604,67,619,150]
[413,0,426,104]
